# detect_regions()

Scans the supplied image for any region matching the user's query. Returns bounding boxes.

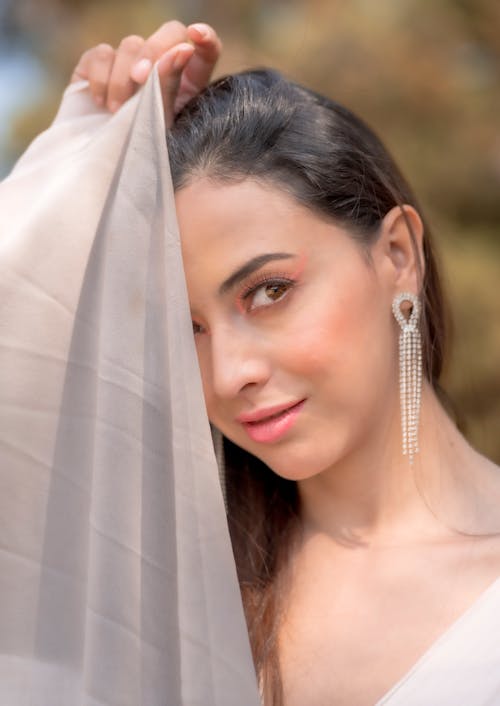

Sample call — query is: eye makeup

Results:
[192,253,308,333]
[218,252,295,296]
[236,273,296,313]
[235,253,308,314]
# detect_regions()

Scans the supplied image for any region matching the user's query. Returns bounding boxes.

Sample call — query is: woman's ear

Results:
[373,204,425,293]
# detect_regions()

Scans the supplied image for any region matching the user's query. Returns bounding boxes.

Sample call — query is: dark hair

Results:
[167,68,449,703]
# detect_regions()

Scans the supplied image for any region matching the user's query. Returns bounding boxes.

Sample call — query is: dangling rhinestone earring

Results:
[392,292,423,464]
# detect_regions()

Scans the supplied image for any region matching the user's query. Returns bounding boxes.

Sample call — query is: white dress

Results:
[377,575,500,705]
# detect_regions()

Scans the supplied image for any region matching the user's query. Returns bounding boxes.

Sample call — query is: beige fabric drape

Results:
[0,71,260,706]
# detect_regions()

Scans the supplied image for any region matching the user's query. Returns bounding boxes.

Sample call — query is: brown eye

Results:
[249,279,293,311]
[265,283,289,301]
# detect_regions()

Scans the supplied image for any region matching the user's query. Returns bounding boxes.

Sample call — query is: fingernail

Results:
[108,101,120,113]
[189,23,208,39]
[131,57,152,83]
[94,94,104,107]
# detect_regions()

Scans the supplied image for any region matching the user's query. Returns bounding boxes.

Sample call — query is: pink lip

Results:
[238,399,306,444]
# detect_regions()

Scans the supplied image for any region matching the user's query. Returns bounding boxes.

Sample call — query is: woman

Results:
[73,21,500,706]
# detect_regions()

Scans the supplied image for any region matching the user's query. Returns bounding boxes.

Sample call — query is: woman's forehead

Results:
[175,177,346,261]
[175,177,364,306]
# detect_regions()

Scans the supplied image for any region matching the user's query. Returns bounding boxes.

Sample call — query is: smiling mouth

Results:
[246,402,302,424]
[239,399,306,444]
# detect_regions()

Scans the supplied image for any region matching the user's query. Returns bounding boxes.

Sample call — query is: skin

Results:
[176,178,500,706]
[178,179,413,482]
[76,32,500,705]
[71,20,222,125]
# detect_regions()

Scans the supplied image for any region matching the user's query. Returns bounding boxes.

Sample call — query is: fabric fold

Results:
[0,71,260,706]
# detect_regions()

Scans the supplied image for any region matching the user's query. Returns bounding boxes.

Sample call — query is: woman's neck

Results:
[296,383,475,546]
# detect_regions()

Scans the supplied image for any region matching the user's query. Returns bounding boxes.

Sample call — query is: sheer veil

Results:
[0,71,260,705]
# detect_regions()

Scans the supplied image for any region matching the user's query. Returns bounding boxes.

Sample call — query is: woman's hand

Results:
[70,21,222,126]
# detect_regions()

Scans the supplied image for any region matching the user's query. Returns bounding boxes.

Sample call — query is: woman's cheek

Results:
[278,302,358,375]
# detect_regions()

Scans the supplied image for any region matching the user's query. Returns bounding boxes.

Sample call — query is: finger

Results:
[156,42,195,127]
[173,23,222,113]
[106,34,145,112]
[86,45,116,107]
[71,42,114,85]
[130,20,187,84]
[71,49,92,83]
[184,23,222,91]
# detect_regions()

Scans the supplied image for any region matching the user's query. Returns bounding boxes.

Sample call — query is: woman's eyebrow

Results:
[218,253,296,295]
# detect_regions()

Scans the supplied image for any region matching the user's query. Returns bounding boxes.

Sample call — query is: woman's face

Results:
[175,178,400,480]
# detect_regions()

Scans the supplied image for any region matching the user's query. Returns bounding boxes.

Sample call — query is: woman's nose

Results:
[209,325,271,399]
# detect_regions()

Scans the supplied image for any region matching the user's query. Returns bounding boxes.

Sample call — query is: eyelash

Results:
[238,273,296,311]
[192,273,297,335]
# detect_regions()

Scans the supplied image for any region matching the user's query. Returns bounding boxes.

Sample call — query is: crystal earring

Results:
[392,292,422,464]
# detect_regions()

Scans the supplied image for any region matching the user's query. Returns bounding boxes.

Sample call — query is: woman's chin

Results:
[253,444,344,483]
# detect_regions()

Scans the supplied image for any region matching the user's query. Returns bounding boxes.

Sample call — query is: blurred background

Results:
[1,0,499,462]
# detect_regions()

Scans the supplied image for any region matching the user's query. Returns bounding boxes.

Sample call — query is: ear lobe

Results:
[378,204,425,292]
